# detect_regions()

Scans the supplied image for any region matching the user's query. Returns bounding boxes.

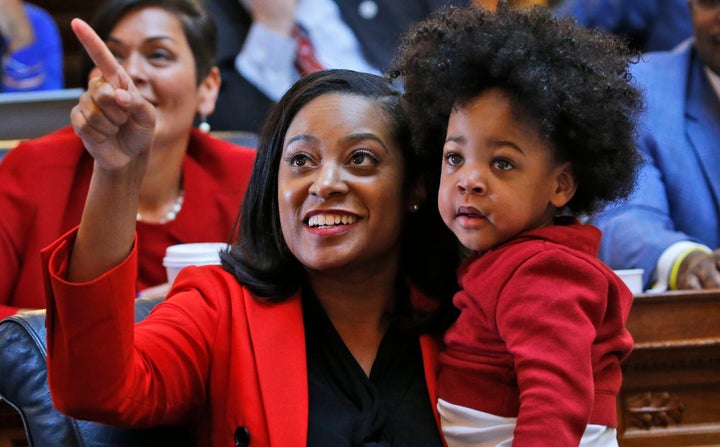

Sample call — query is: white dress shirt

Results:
[235,0,380,101]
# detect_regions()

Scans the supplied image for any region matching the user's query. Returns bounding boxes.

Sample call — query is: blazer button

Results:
[234,426,250,446]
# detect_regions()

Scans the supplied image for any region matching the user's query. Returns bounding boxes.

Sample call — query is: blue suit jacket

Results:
[595,40,720,287]
[552,0,691,52]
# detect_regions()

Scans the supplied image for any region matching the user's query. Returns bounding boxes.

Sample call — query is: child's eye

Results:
[493,158,513,171]
[445,152,464,166]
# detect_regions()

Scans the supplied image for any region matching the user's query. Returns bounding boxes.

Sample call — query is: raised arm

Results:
[68,18,156,283]
[0,0,34,52]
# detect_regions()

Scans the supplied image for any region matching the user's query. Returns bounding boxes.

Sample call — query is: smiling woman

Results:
[41,66,460,446]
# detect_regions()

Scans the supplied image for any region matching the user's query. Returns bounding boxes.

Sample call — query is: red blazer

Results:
[0,126,256,319]
[43,230,443,447]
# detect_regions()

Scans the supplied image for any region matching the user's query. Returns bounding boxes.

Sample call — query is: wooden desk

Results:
[618,289,720,447]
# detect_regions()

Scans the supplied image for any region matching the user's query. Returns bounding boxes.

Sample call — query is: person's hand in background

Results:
[240,0,297,35]
[0,0,34,53]
[677,249,720,290]
[0,0,63,91]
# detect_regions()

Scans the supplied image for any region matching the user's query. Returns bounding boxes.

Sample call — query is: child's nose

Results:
[458,168,486,195]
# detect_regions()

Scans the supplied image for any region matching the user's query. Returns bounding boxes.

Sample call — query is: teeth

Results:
[308,214,357,227]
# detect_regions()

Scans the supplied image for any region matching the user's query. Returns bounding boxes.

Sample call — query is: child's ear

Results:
[550,162,577,208]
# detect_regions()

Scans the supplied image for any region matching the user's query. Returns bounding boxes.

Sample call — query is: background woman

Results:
[0,0,256,318]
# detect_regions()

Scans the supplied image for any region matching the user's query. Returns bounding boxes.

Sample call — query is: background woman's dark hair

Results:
[391,2,644,216]
[221,69,459,314]
[81,0,216,86]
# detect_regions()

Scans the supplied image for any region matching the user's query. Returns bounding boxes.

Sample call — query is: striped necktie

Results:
[293,24,324,75]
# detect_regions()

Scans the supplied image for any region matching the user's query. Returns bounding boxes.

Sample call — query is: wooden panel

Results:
[618,290,720,447]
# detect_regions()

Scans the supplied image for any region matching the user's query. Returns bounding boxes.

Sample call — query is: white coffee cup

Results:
[163,242,229,284]
[613,268,644,295]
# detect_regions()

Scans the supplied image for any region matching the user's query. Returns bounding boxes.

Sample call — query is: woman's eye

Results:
[349,150,378,167]
[109,52,125,64]
[493,158,513,171]
[148,49,173,61]
[289,153,312,167]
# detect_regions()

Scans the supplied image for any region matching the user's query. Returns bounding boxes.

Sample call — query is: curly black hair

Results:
[391,2,644,216]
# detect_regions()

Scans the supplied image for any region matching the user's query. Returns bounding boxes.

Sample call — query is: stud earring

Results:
[410,203,420,212]
[198,115,211,133]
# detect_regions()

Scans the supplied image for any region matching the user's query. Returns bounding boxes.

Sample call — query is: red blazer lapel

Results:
[245,293,308,446]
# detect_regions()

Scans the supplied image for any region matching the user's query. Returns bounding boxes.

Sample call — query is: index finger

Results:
[71,18,128,88]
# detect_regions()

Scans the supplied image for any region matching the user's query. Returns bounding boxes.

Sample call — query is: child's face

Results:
[438,88,576,252]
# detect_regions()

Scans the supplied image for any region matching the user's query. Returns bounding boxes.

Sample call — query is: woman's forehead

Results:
[288,93,393,136]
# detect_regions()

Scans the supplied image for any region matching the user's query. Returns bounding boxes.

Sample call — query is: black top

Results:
[303,290,443,447]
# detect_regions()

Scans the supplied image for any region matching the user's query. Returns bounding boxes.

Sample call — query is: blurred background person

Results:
[0,0,63,91]
[594,0,720,291]
[203,0,469,133]
[552,0,692,53]
[0,0,256,319]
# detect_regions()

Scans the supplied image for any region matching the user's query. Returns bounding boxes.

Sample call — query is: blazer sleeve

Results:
[0,146,37,316]
[496,250,625,446]
[43,229,220,428]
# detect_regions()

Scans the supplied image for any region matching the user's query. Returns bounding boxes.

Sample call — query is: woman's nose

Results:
[122,53,148,83]
[309,163,349,198]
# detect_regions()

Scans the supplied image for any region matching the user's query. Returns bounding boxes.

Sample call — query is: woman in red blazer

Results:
[43,13,460,447]
[0,0,256,319]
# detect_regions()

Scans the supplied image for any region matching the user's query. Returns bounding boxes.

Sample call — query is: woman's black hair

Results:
[391,2,644,216]
[81,0,216,86]
[221,69,460,315]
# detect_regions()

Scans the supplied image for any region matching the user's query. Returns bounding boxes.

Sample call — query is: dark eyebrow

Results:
[341,132,390,154]
[106,35,177,46]
[445,135,465,145]
[493,140,525,155]
[285,134,319,147]
[445,135,525,155]
[286,132,390,154]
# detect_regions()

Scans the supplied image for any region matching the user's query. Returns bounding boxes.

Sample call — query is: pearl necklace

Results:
[136,191,184,224]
